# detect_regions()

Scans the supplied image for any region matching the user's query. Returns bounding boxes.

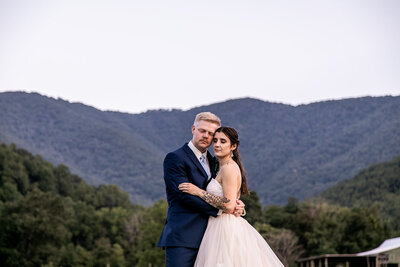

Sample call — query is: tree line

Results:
[0,143,396,266]
[320,154,400,233]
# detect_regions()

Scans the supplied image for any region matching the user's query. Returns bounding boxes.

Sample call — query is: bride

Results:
[178,126,284,267]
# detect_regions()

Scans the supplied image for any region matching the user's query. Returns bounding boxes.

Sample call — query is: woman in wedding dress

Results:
[178,126,284,267]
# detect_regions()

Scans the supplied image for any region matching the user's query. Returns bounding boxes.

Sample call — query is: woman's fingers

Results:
[178,183,190,191]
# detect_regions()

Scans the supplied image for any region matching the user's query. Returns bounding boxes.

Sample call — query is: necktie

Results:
[200,154,211,179]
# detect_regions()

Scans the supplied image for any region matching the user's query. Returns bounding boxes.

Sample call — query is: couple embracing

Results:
[157,112,283,267]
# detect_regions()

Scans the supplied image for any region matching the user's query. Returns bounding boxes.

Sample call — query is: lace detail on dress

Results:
[206,179,223,197]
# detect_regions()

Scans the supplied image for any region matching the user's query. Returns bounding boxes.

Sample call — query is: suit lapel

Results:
[207,152,218,178]
[183,144,209,179]
[205,152,219,187]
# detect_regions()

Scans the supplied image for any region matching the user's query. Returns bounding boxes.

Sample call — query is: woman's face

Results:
[213,131,236,158]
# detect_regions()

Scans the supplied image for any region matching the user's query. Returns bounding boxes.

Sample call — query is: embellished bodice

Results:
[206,179,223,197]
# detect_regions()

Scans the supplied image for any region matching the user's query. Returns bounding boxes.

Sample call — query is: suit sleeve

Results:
[164,152,219,217]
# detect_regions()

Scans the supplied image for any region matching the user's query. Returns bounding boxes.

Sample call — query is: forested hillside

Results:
[0,92,164,205]
[0,143,167,266]
[0,143,393,267]
[321,155,400,232]
[1,91,399,205]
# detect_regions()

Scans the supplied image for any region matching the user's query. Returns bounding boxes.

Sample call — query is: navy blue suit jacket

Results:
[157,143,219,248]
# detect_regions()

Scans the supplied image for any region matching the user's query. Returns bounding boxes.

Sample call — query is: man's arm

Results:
[178,164,246,216]
[163,152,219,217]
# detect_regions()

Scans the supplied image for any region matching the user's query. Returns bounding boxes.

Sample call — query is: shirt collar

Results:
[188,140,208,160]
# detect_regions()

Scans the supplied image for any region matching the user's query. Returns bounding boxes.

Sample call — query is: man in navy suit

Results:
[157,112,244,267]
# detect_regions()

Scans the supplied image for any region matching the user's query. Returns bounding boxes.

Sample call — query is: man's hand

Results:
[233,199,245,217]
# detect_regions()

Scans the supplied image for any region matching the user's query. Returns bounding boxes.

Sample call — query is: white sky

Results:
[1,0,399,114]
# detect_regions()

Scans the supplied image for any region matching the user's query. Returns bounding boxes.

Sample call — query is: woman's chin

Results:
[214,153,227,159]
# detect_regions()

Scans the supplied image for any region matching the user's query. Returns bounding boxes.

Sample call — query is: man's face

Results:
[191,120,220,153]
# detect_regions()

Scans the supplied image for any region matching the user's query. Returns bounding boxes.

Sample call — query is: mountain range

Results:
[1,91,399,205]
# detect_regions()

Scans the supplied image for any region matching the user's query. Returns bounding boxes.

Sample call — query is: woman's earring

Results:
[231,151,234,157]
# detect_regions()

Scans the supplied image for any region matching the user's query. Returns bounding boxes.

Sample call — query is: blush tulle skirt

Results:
[194,214,284,267]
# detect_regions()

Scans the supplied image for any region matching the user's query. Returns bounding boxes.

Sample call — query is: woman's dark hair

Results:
[214,126,249,195]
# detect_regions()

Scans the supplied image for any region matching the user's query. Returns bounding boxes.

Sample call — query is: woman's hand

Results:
[233,199,246,217]
[178,182,202,197]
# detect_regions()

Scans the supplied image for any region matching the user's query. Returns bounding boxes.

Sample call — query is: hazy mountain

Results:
[1,91,399,205]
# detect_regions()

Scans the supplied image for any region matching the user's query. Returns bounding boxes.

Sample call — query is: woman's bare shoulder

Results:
[219,161,241,180]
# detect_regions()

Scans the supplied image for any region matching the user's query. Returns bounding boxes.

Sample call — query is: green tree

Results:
[134,199,167,267]
[240,190,262,225]
[338,206,390,253]
[0,144,28,201]
[0,190,74,266]
[95,184,132,209]
[58,243,93,267]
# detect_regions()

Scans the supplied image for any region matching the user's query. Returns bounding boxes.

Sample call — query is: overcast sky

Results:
[1,0,399,114]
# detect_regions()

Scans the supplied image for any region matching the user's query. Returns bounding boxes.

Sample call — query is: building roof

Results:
[357,237,400,256]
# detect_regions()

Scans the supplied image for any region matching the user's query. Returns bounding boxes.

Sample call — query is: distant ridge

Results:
[1,91,399,205]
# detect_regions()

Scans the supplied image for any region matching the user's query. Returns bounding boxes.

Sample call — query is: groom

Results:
[157,112,244,267]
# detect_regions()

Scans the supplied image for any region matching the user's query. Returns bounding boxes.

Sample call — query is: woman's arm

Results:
[178,164,240,213]
[178,182,231,212]
[164,152,219,216]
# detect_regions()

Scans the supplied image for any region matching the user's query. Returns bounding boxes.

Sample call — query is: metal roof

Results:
[357,237,400,256]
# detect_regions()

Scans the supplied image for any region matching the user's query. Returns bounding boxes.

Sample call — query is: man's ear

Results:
[191,125,195,134]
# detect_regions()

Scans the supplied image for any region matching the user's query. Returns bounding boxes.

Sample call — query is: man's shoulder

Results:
[165,143,189,159]
[169,143,188,154]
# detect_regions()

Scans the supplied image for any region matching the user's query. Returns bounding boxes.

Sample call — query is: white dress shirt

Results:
[188,140,222,215]
[188,141,210,176]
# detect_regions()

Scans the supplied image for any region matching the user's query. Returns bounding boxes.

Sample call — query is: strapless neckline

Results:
[209,178,222,187]
[206,178,223,197]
